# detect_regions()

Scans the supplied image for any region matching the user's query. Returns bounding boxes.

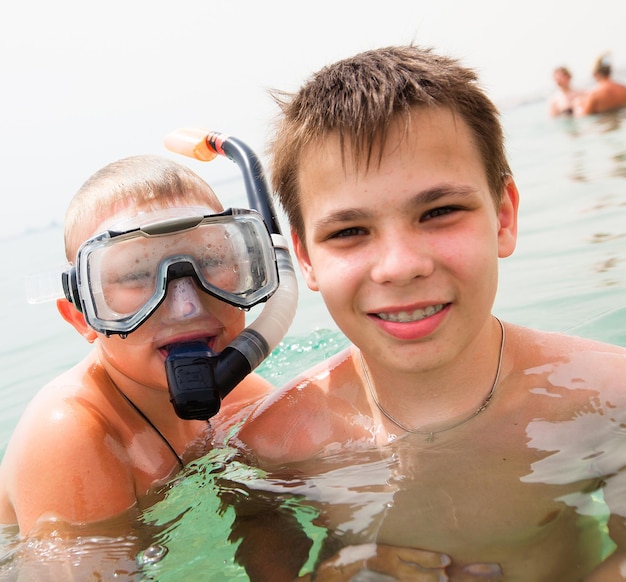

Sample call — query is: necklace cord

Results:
[115,388,185,467]
[360,317,506,439]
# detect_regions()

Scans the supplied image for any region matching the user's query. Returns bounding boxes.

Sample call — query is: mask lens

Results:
[75,210,278,335]
[194,221,244,294]
[196,219,269,296]
[90,236,160,319]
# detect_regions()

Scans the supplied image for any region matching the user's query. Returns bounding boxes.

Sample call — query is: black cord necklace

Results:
[115,388,184,467]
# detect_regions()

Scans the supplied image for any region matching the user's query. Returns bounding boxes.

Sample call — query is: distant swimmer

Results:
[549,66,583,116]
[575,52,626,116]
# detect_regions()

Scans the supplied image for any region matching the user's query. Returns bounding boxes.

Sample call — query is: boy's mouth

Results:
[376,303,446,323]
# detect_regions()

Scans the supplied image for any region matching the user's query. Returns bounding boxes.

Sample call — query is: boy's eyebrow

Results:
[311,184,478,230]
[414,184,477,205]
[313,208,372,230]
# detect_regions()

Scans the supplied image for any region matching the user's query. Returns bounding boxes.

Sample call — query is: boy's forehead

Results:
[298,107,480,183]
[92,204,221,235]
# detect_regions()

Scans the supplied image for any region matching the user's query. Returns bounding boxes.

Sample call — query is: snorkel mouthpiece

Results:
[165,342,256,420]
[165,343,222,419]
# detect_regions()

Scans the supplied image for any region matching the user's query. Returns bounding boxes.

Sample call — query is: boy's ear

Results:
[291,231,319,292]
[56,298,97,343]
[497,176,519,259]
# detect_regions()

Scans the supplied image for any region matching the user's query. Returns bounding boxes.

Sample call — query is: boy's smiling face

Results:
[293,106,518,373]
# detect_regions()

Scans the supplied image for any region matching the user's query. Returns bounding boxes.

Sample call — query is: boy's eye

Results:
[114,270,153,288]
[422,206,459,221]
[328,226,366,239]
[199,257,225,270]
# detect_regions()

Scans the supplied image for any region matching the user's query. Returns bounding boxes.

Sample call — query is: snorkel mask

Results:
[60,130,298,420]
[62,208,279,336]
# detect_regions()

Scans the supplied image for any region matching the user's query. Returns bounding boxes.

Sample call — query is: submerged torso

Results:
[236,326,626,580]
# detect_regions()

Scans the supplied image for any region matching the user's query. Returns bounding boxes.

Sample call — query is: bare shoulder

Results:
[9,371,111,443]
[1,370,127,483]
[218,372,274,412]
[235,347,365,463]
[211,372,275,435]
[509,323,625,354]
[507,323,626,386]
[0,369,135,533]
[248,346,357,416]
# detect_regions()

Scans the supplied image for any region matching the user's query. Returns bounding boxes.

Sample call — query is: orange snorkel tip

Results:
[163,128,218,162]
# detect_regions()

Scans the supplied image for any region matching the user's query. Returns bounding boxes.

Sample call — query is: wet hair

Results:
[64,155,222,261]
[593,53,612,78]
[268,45,511,241]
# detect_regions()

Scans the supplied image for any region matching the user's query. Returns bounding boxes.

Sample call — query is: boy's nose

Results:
[163,277,204,320]
[369,235,434,285]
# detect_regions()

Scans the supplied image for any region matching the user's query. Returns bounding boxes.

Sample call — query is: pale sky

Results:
[2,0,626,239]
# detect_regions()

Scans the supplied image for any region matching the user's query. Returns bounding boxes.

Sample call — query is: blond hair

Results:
[64,155,222,261]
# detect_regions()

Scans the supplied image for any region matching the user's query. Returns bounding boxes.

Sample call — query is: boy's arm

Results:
[583,514,626,580]
[584,497,626,579]
[216,373,274,416]
[236,382,356,464]
[236,348,366,464]
[210,373,275,441]
[575,91,597,116]
[584,353,626,579]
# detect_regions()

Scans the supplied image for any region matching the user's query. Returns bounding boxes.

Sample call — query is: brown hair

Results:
[593,53,612,78]
[64,155,222,261]
[268,45,511,240]
[554,66,572,78]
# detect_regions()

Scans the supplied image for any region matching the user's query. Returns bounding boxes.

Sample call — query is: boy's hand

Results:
[297,543,502,581]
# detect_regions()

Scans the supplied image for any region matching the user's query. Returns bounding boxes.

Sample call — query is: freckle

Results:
[537,510,560,526]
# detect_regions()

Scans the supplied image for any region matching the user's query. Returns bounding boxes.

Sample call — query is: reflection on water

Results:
[0,516,161,580]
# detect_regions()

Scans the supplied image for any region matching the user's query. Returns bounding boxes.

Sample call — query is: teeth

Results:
[377,304,444,323]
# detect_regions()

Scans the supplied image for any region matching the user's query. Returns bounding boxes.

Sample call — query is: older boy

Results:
[0,155,276,539]
[235,46,626,580]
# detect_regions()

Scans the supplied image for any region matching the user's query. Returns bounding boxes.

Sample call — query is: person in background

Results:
[0,155,275,539]
[549,65,584,116]
[576,52,626,115]
[232,45,626,580]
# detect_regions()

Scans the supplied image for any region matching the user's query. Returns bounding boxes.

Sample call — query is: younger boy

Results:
[0,155,274,538]
[235,46,626,580]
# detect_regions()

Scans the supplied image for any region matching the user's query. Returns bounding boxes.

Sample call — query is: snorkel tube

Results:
[163,129,298,420]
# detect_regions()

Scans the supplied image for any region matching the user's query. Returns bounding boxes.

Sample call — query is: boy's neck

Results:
[356,317,506,436]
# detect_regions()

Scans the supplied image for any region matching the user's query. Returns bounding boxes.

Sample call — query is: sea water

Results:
[1,98,626,578]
